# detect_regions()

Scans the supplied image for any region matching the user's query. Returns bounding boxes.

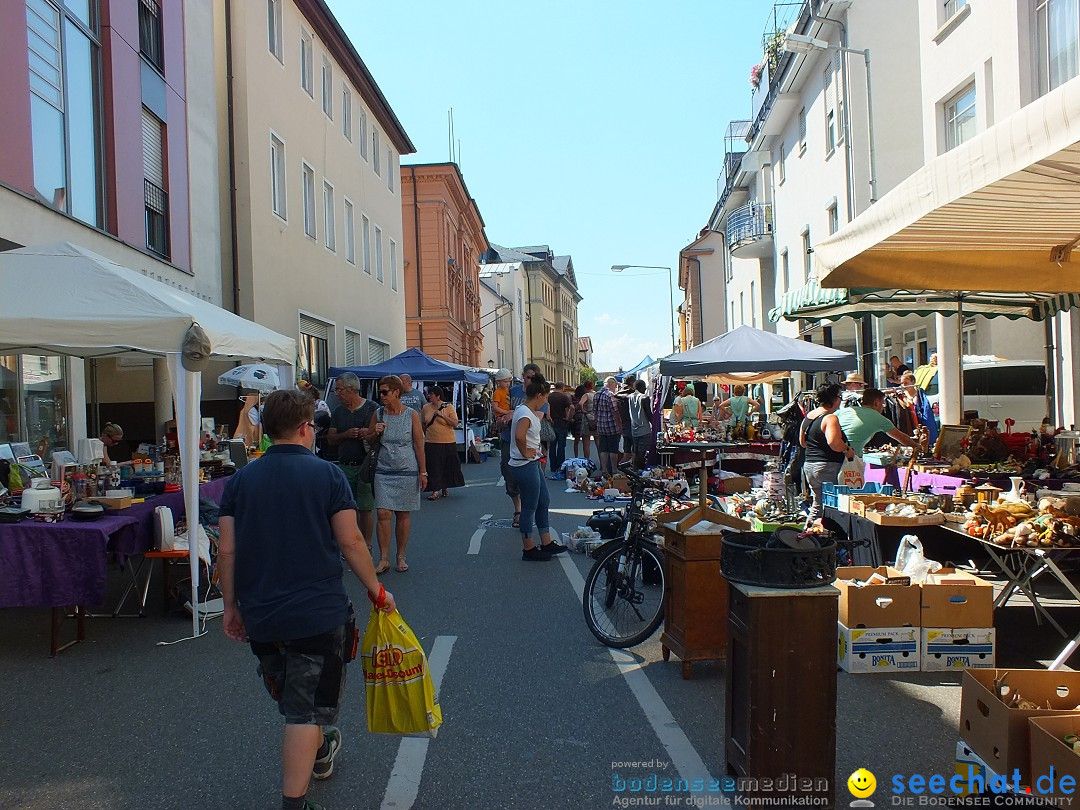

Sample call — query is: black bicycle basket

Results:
[720,530,837,589]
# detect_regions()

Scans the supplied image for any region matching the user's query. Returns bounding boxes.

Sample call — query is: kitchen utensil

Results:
[21,479,61,512]
[70,501,106,521]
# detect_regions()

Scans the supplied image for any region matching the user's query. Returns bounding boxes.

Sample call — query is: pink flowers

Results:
[749,63,764,90]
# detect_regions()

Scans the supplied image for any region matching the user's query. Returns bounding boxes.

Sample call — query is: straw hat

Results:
[843,372,867,387]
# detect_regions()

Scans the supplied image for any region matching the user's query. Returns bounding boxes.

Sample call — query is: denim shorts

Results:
[250,615,357,725]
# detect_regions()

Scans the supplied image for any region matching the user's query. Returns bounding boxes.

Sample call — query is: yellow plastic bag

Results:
[361,607,442,737]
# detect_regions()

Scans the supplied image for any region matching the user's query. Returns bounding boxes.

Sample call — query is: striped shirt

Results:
[594,386,620,435]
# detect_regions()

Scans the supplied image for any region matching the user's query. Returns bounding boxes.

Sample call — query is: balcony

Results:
[726,202,773,258]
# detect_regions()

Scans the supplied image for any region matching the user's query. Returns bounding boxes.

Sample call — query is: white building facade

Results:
[478,262,527,373]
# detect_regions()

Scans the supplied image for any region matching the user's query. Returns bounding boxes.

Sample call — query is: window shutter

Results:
[299,315,329,341]
[345,332,358,366]
[368,338,387,364]
[142,109,164,187]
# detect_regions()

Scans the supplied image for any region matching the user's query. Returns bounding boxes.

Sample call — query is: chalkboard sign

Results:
[934,424,971,460]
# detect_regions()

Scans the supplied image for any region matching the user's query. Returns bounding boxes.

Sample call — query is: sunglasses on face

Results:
[379,389,392,396]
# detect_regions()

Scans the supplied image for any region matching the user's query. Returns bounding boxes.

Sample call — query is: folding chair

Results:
[112,549,190,618]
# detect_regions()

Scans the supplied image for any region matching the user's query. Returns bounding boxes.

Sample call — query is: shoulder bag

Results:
[358,407,384,485]
[539,416,555,444]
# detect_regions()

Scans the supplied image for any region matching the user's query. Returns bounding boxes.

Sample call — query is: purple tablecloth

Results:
[0,477,230,609]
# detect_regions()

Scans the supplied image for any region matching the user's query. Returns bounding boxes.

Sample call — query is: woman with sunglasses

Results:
[508,374,567,561]
[367,375,426,574]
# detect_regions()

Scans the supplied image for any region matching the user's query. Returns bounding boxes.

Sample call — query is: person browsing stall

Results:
[799,383,852,528]
[836,387,918,456]
[327,373,378,544]
[717,384,758,426]
[217,388,395,810]
[509,374,568,561]
[99,422,132,465]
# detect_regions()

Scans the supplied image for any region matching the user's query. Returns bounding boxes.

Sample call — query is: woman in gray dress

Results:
[369,375,426,573]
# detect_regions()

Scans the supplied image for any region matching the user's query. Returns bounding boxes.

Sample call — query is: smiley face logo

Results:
[847,768,876,799]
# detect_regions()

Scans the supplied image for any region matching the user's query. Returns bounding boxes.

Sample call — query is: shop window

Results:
[138,0,164,73]
[26,0,102,227]
[0,354,69,454]
[298,316,330,387]
[1037,0,1080,96]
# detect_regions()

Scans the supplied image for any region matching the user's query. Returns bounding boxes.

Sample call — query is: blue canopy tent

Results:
[330,347,489,384]
[616,355,654,381]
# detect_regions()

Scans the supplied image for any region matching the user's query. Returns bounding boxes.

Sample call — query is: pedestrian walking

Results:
[508,374,568,561]
[326,373,378,544]
[218,388,396,810]
[369,375,426,573]
[421,385,464,500]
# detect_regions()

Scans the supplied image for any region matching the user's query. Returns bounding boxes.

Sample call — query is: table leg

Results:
[987,548,1066,636]
[50,606,86,657]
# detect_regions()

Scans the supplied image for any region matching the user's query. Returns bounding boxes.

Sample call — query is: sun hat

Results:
[181,323,212,372]
[843,372,867,387]
[494,368,513,381]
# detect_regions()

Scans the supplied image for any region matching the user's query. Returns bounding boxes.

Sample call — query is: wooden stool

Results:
[113,549,190,617]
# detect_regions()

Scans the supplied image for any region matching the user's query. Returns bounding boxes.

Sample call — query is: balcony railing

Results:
[144,178,170,259]
[726,202,773,253]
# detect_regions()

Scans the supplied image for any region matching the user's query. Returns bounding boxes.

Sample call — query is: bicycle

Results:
[582,462,668,648]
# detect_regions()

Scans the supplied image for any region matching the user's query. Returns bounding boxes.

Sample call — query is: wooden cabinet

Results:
[724,582,838,804]
[659,528,728,679]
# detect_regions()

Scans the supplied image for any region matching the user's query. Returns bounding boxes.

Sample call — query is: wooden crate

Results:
[865,511,946,526]
[849,495,911,517]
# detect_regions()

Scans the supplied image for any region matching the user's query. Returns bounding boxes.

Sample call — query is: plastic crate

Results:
[822,482,894,510]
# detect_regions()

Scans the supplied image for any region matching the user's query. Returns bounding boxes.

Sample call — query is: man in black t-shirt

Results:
[546,381,573,477]
[614,373,637,464]
[218,388,395,810]
[327,372,378,543]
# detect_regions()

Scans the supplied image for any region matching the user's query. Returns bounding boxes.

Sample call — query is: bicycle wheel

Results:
[582,541,666,648]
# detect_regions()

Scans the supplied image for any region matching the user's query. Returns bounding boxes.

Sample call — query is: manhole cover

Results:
[481,518,516,529]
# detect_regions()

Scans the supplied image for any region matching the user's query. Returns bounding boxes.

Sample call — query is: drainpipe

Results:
[410,166,424,351]
[224,0,240,315]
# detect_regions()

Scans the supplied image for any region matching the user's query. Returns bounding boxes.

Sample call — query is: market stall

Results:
[0,242,296,642]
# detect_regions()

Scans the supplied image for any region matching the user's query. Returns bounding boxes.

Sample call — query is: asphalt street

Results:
[1,449,1076,809]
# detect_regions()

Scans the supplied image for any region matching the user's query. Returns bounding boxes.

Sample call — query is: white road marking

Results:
[379,635,457,810]
[557,555,723,806]
[468,515,491,555]
[496,475,504,488]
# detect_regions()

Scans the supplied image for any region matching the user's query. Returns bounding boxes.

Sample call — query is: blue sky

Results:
[327,0,764,374]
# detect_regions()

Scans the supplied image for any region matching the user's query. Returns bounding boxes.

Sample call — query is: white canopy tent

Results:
[0,242,296,638]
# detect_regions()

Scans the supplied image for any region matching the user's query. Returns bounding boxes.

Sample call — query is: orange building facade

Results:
[400,163,488,366]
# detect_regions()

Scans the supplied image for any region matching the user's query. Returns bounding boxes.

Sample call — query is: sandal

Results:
[396,557,409,573]
[512,511,521,528]
[426,493,441,501]
[374,560,391,575]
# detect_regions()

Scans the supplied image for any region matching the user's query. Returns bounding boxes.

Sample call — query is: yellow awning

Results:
[816,77,1080,293]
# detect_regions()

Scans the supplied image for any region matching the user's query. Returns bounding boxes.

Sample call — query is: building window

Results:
[300,29,313,97]
[142,108,169,259]
[390,239,398,291]
[322,180,336,251]
[777,142,786,184]
[781,248,790,292]
[798,107,807,153]
[1,354,70,451]
[823,64,837,155]
[26,0,103,227]
[344,329,361,366]
[739,291,745,326]
[387,148,395,192]
[358,110,368,159]
[372,128,381,175]
[270,133,286,219]
[1037,0,1080,96]
[374,225,384,282]
[944,82,976,151]
[341,86,351,140]
[802,227,812,281]
[267,0,283,62]
[302,162,316,239]
[827,202,839,235]
[298,315,330,387]
[367,337,389,364]
[321,56,333,119]
[361,214,371,273]
[750,281,757,328]
[343,198,355,264]
[138,0,164,72]
[943,0,968,19]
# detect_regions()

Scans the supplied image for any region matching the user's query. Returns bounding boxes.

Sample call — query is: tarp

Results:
[331,348,489,384]
[658,324,855,376]
[815,78,1080,293]
[768,281,1080,323]
[616,355,654,381]
[0,242,296,640]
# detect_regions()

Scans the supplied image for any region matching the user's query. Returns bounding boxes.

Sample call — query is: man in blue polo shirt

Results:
[218,388,396,810]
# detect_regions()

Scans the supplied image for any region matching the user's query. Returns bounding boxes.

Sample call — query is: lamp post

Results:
[611,264,678,354]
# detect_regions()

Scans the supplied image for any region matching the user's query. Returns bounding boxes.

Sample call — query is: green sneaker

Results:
[312,726,341,780]
[302,801,325,810]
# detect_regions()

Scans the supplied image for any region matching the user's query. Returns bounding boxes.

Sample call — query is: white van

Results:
[924,359,1048,431]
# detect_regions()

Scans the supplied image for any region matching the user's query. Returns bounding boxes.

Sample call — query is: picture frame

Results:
[934,424,971,460]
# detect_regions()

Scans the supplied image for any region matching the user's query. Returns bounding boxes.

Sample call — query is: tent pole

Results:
[1046,317,1058,427]
[957,297,965,416]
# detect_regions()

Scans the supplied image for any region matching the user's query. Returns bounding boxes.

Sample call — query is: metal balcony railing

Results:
[726,202,773,252]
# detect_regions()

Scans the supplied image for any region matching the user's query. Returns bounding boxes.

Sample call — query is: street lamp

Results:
[611,264,678,354]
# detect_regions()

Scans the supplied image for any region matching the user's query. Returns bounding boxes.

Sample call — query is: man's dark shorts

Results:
[597,433,621,454]
[631,435,651,454]
[250,616,357,725]
[621,431,634,454]
[500,442,520,498]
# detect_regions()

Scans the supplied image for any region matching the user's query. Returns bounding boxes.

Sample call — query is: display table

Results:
[0,476,229,656]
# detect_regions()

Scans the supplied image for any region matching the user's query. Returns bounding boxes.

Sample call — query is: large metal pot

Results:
[1055,431,1080,467]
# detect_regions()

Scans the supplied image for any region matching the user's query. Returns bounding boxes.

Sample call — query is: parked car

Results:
[924,359,1048,431]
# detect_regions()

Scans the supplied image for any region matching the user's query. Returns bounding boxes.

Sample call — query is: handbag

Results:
[539,418,556,443]
[358,407,384,484]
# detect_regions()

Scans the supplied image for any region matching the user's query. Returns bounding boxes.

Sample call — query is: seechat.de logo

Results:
[848,768,877,807]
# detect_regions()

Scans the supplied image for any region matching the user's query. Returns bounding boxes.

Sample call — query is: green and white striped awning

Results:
[768,281,1080,324]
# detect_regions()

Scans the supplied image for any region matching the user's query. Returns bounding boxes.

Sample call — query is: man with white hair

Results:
[593,376,623,475]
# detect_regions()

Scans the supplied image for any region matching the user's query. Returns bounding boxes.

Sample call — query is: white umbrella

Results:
[217,363,281,392]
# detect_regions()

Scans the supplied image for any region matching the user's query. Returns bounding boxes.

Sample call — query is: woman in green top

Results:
[718,384,758,426]
[672,384,703,426]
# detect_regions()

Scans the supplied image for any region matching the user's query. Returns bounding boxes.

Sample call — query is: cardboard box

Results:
[960,669,1080,784]
[922,628,996,671]
[955,741,1018,795]
[865,510,946,526]
[1028,715,1080,802]
[87,495,133,510]
[922,568,995,628]
[835,565,921,628]
[611,474,631,495]
[838,622,921,673]
[716,475,751,494]
[849,494,911,516]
